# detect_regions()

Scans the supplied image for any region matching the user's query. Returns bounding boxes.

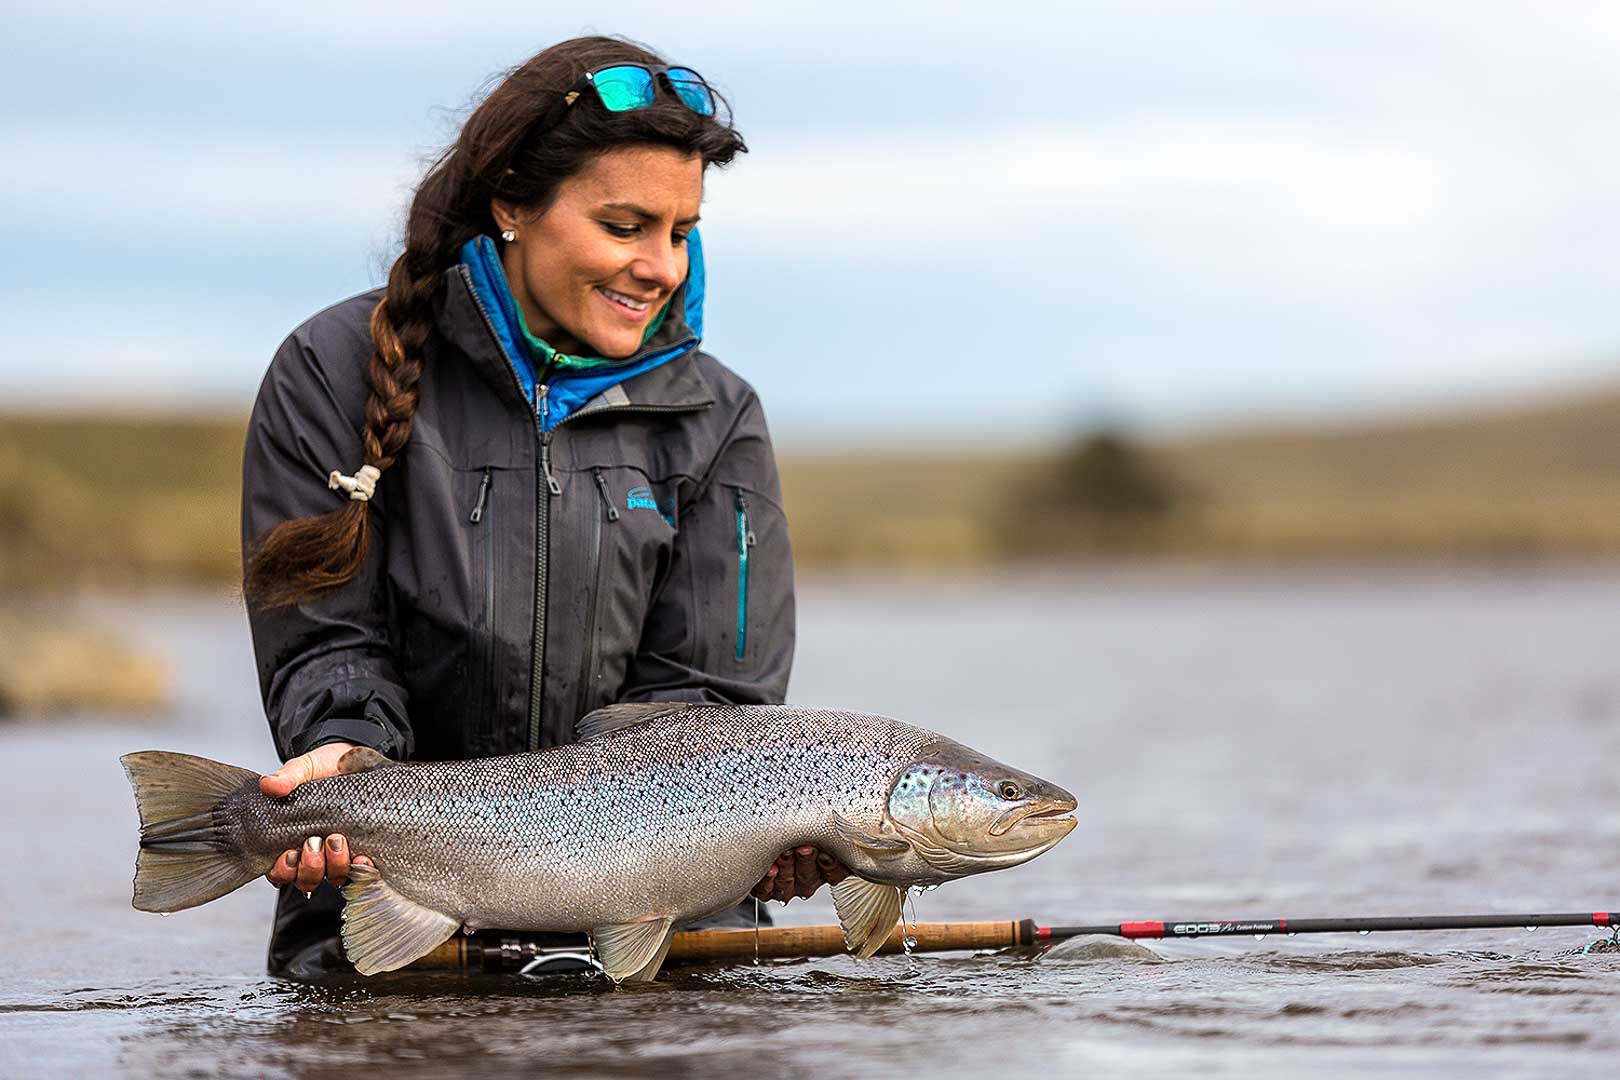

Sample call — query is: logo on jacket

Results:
[626,486,676,527]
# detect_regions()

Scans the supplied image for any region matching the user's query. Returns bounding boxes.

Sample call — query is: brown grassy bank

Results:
[4,386,1620,590]
[0,413,245,590]
[0,607,169,717]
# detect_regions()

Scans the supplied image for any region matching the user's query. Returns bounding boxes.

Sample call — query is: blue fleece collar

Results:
[457,230,705,431]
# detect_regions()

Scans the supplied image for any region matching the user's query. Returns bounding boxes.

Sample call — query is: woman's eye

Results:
[672,233,689,247]
[601,222,638,237]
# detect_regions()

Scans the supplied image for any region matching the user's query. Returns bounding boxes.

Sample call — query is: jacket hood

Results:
[454,230,706,430]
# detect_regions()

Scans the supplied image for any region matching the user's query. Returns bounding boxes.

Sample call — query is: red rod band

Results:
[1119,920,1165,939]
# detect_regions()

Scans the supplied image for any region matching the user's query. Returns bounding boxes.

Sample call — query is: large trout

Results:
[122,703,1076,982]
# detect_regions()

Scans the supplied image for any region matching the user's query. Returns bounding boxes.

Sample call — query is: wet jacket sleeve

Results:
[619,393,796,706]
[241,327,414,762]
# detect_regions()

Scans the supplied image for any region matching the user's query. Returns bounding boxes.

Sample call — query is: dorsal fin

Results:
[575,702,687,741]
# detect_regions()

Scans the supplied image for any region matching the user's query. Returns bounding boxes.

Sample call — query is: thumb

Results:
[259,751,319,798]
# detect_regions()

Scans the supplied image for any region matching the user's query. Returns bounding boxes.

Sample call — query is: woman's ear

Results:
[490,199,520,233]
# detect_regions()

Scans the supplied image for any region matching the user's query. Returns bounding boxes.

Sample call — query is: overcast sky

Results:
[4,2,1619,445]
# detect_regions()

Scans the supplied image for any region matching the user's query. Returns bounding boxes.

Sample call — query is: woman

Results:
[241,36,844,976]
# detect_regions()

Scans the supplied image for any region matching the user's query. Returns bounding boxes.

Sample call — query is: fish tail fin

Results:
[121,750,263,913]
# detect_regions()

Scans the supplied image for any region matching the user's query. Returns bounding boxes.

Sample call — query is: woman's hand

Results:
[260,741,370,893]
[751,846,849,903]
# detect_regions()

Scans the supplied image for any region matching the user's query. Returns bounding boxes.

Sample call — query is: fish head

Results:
[883,739,1077,879]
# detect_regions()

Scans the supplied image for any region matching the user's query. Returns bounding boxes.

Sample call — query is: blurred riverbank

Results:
[6,385,1620,593]
[5,387,1619,714]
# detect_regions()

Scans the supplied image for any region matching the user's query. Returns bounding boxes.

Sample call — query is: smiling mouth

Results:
[596,286,655,317]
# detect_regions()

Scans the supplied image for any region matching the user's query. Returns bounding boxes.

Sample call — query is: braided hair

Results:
[246,36,746,607]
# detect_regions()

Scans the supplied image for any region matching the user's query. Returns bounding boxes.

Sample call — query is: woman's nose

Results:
[631,241,684,292]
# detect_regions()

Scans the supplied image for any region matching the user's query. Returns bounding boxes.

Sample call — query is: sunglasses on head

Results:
[563,63,717,118]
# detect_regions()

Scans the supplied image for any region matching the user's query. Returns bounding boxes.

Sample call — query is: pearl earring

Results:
[500,228,516,242]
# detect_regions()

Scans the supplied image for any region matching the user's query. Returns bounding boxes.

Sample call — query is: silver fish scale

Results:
[227,706,939,932]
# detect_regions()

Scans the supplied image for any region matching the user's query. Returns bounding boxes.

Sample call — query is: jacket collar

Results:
[433,230,713,427]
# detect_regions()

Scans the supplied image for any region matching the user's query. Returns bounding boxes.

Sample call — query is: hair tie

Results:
[328,464,381,503]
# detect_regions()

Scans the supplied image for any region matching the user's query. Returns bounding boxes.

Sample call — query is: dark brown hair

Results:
[246,36,746,607]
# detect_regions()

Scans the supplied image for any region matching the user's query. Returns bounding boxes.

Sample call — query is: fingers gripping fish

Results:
[121,703,1077,983]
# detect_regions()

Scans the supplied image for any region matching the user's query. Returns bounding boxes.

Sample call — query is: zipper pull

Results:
[594,470,621,521]
[735,488,757,545]
[468,467,492,524]
[537,382,549,425]
[540,438,562,497]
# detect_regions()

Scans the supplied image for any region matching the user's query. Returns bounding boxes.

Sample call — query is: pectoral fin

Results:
[340,862,460,975]
[831,812,911,860]
[591,917,675,984]
[830,876,903,959]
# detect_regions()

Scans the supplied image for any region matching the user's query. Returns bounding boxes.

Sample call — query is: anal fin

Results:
[592,917,675,984]
[830,876,903,959]
[340,862,460,976]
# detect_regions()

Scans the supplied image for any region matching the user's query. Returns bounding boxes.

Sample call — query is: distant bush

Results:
[1053,432,1177,518]
[998,429,1186,557]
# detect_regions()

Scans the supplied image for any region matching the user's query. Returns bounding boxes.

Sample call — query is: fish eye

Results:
[997,781,1023,801]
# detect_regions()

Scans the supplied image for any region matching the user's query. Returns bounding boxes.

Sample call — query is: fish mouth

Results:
[988,798,1078,838]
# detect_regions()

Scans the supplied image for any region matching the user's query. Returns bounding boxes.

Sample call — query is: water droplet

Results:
[900,887,922,957]
[1525,925,1537,933]
[1286,932,1297,937]
[1253,934,1266,941]
[752,897,762,965]
[1358,929,1371,936]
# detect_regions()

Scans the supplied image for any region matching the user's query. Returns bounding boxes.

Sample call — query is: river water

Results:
[4,568,1620,1077]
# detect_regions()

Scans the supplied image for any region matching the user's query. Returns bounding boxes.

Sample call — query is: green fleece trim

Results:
[513,297,671,373]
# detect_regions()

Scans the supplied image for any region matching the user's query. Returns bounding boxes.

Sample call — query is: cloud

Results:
[9,112,1517,280]
[706,118,1473,270]
[6,1,1620,432]
[3,122,423,232]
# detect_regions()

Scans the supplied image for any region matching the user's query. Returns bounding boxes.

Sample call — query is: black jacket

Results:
[241,256,794,971]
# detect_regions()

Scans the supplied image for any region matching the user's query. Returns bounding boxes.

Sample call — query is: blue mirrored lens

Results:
[591,65,655,112]
[664,67,716,116]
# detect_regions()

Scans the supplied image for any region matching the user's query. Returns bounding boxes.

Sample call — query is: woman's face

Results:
[492,145,703,360]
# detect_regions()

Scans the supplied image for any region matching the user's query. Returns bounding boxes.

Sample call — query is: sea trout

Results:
[121,702,1076,982]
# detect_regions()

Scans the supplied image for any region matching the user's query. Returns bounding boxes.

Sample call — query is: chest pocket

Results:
[566,463,682,713]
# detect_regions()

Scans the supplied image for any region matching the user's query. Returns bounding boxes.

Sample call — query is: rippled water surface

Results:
[6,569,1620,1077]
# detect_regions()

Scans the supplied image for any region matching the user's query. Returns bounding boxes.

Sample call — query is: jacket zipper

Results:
[734,487,756,662]
[576,469,620,710]
[468,466,496,749]
[463,263,714,748]
[530,382,563,750]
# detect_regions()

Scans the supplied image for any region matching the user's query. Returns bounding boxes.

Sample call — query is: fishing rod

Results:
[407,911,1620,973]
[1045,911,1617,941]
